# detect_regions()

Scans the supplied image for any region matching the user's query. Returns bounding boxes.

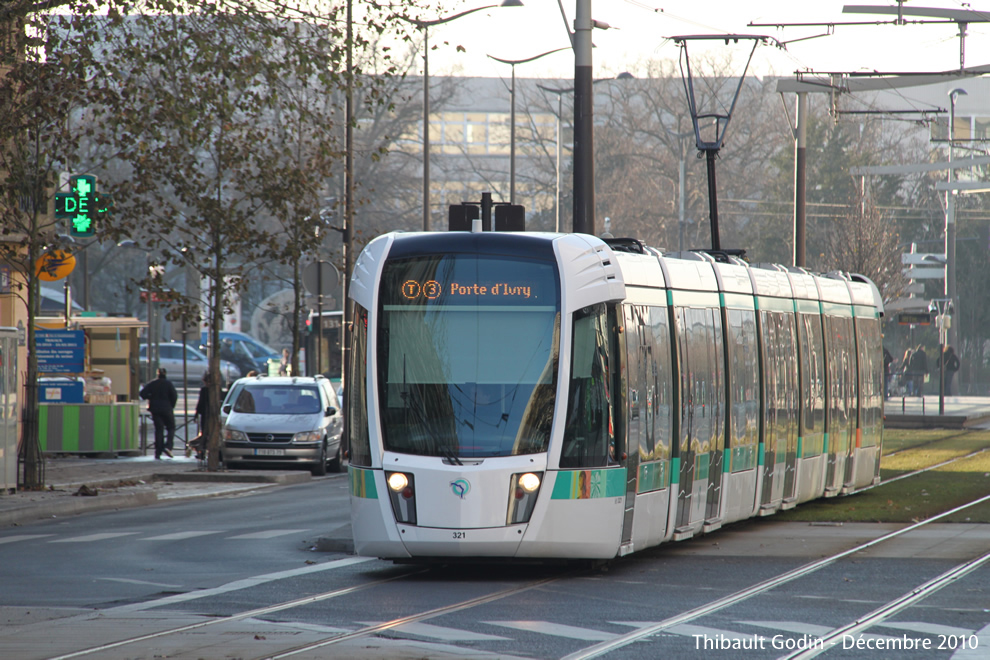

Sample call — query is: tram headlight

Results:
[385,471,416,525]
[518,472,541,493]
[507,471,544,525]
[387,472,409,492]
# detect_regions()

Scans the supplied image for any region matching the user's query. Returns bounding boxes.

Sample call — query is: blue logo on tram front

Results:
[450,479,471,499]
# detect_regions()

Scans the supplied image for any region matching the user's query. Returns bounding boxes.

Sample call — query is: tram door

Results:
[674,307,723,532]
[824,316,856,493]
[620,306,645,546]
[759,310,796,510]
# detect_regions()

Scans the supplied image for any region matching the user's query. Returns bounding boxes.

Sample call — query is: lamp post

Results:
[401,0,523,231]
[946,88,967,350]
[488,47,569,205]
[573,0,594,235]
[930,298,953,415]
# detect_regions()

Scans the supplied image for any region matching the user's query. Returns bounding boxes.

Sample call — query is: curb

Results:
[151,471,312,485]
[0,491,159,527]
[1,472,310,528]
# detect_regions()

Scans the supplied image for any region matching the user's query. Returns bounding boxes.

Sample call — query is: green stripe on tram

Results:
[550,468,626,499]
[349,467,379,499]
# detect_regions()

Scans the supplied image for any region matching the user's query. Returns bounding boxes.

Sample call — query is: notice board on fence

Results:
[36,330,85,373]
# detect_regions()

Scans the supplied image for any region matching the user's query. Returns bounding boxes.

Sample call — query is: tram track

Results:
[561,492,990,660]
[43,560,577,660]
[41,493,990,660]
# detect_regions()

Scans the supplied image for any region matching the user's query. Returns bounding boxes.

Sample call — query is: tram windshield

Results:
[378,253,560,458]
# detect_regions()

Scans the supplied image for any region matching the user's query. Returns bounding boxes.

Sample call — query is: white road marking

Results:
[99,577,184,588]
[227,529,308,539]
[487,621,615,641]
[140,531,220,540]
[0,534,54,544]
[617,621,766,641]
[951,623,990,660]
[878,621,975,637]
[107,556,374,613]
[50,532,139,543]
[359,621,510,641]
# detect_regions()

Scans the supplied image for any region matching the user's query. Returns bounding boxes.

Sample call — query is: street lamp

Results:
[400,0,523,231]
[487,46,569,205]
[946,87,967,350]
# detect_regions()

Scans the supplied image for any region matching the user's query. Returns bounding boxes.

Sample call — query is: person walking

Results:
[936,345,962,396]
[900,347,915,395]
[140,367,178,460]
[883,347,893,398]
[909,345,929,396]
[278,348,291,376]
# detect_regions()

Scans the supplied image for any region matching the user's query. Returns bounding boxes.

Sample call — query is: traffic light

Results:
[54,175,112,238]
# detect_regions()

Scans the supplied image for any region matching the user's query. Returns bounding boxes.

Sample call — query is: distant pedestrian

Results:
[278,348,291,376]
[140,367,178,459]
[883,347,893,397]
[909,345,929,396]
[192,371,215,461]
[901,347,915,395]
[936,345,961,396]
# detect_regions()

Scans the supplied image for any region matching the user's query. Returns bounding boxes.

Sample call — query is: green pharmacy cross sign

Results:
[54,175,111,238]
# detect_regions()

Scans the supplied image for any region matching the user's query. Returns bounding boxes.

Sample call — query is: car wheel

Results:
[310,442,327,476]
[328,443,343,473]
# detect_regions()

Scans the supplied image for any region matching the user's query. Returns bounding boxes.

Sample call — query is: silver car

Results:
[220,376,344,475]
[139,342,239,388]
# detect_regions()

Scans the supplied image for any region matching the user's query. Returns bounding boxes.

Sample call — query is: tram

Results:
[346,226,884,561]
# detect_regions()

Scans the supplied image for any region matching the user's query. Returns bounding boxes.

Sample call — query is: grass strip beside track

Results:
[774,428,990,523]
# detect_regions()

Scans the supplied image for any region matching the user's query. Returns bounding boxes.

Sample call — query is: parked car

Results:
[139,342,239,388]
[220,375,343,475]
[200,331,281,377]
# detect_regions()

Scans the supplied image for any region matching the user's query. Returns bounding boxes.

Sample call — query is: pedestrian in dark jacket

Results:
[192,371,215,461]
[909,346,929,396]
[140,368,178,459]
[936,345,961,396]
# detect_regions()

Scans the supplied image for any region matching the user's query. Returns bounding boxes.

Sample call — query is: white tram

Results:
[346,230,884,560]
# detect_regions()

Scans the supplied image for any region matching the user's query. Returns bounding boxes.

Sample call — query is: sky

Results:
[422,1,990,81]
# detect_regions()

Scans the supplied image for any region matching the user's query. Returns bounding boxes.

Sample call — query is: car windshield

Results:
[234,384,322,414]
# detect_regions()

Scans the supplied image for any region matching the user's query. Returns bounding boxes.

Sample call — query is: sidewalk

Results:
[0,454,311,528]
[884,394,990,429]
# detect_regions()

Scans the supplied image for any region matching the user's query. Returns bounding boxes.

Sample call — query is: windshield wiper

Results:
[439,446,463,466]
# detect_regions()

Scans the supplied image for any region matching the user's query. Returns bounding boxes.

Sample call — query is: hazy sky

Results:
[422,1,990,80]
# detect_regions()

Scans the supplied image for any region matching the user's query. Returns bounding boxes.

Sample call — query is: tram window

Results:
[376,254,560,458]
[798,313,825,439]
[726,308,758,471]
[561,304,614,468]
[348,305,372,467]
[648,306,673,460]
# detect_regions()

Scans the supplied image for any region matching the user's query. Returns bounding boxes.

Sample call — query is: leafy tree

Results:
[54,4,364,469]
[0,12,92,488]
